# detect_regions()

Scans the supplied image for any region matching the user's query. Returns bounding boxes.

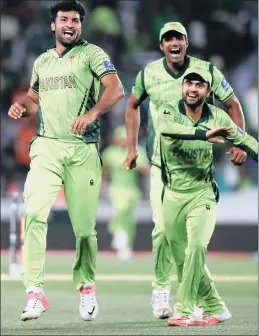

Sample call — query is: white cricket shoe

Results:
[151,290,172,319]
[79,284,98,321]
[21,287,49,321]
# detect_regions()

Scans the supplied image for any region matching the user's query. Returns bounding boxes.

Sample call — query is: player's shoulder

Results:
[33,50,52,66]
[143,57,164,73]
[207,103,226,118]
[80,41,106,56]
[188,55,212,71]
[159,99,179,111]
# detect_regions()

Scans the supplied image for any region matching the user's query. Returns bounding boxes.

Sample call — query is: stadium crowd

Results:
[1,0,258,196]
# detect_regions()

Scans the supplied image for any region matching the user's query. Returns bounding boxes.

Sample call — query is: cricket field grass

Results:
[1,251,258,335]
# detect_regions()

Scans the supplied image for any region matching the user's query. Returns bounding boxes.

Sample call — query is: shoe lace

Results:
[80,288,95,308]
[151,291,170,306]
[24,293,39,311]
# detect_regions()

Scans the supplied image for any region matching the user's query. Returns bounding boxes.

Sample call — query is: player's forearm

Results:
[224,95,245,130]
[158,120,206,140]
[19,95,39,117]
[125,104,140,152]
[227,133,258,161]
[89,84,125,119]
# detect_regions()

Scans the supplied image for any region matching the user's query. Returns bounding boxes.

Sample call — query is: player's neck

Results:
[165,58,186,74]
[55,40,69,56]
[184,102,203,122]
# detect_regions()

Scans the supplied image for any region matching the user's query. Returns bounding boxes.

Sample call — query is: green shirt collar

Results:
[163,55,190,79]
[52,39,87,57]
[178,99,212,124]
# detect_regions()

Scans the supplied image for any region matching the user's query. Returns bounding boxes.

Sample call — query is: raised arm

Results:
[157,104,207,140]
[219,113,258,161]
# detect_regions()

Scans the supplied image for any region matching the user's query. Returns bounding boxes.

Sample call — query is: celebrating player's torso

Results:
[132,56,234,167]
[159,100,258,193]
[31,39,117,143]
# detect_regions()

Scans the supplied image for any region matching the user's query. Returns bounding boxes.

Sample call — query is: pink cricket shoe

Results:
[21,287,49,321]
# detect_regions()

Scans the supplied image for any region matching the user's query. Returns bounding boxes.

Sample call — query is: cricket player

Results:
[7,0,124,322]
[102,126,148,260]
[124,22,247,318]
[157,66,258,327]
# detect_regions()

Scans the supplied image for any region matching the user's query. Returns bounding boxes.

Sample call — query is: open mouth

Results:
[187,94,198,99]
[170,48,181,55]
[63,30,75,37]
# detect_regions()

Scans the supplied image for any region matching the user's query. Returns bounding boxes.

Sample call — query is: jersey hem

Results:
[218,92,234,103]
[31,86,39,94]
[98,70,117,80]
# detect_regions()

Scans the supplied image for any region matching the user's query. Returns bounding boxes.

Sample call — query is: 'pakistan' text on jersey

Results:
[132,56,234,167]
[157,99,258,193]
[31,39,117,143]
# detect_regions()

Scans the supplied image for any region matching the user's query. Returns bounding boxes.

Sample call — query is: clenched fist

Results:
[8,102,26,119]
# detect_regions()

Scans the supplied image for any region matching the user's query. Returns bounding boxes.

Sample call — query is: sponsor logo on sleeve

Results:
[103,60,115,71]
[221,78,231,91]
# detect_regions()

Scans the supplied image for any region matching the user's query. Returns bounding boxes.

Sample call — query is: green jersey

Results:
[157,99,258,193]
[102,145,148,188]
[132,55,234,167]
[30,39,117,143]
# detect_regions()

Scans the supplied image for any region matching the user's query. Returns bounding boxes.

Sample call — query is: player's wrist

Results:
[195,129,207,140]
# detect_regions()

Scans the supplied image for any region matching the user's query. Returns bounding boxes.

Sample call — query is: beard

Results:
[56,32,80,47]
[183,95,205,109]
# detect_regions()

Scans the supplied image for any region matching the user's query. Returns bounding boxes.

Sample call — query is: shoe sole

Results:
[153,308,172,319]
[21,309,48,322]
[80,315,94,321]
[168,321,190,327]
[21,313,40,322]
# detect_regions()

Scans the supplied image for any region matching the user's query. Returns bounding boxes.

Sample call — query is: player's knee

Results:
[23,207,47,224]
[75,230,96,239]
[186,243,207,256]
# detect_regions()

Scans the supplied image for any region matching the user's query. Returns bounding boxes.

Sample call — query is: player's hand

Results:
[124,151,138,170]
[8,102,26,119]
[226,146,247,166]
[70,112,97,136]
[206,127,234,144]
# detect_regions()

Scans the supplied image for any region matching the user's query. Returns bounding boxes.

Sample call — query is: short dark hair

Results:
[50,0,86,23]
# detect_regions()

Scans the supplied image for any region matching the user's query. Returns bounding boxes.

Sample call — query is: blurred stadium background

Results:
[0,1,258,335]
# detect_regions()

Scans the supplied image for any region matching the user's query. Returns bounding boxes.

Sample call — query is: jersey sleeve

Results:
[211,65,234,103]
[157,104,206,140]
[131,70,148,102]
[88,46,117,80]
[30,57,40,94]
[219,112,258,161]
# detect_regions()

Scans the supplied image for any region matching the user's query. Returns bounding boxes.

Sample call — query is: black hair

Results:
[160,30,187,44]
[183,73,209,86]
[50,0,86,23]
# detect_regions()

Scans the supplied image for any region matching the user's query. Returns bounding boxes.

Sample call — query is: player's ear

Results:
[51,22,55,33]
[159,42,164,52]
[185,38,189,48]
[206,86,212,97]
